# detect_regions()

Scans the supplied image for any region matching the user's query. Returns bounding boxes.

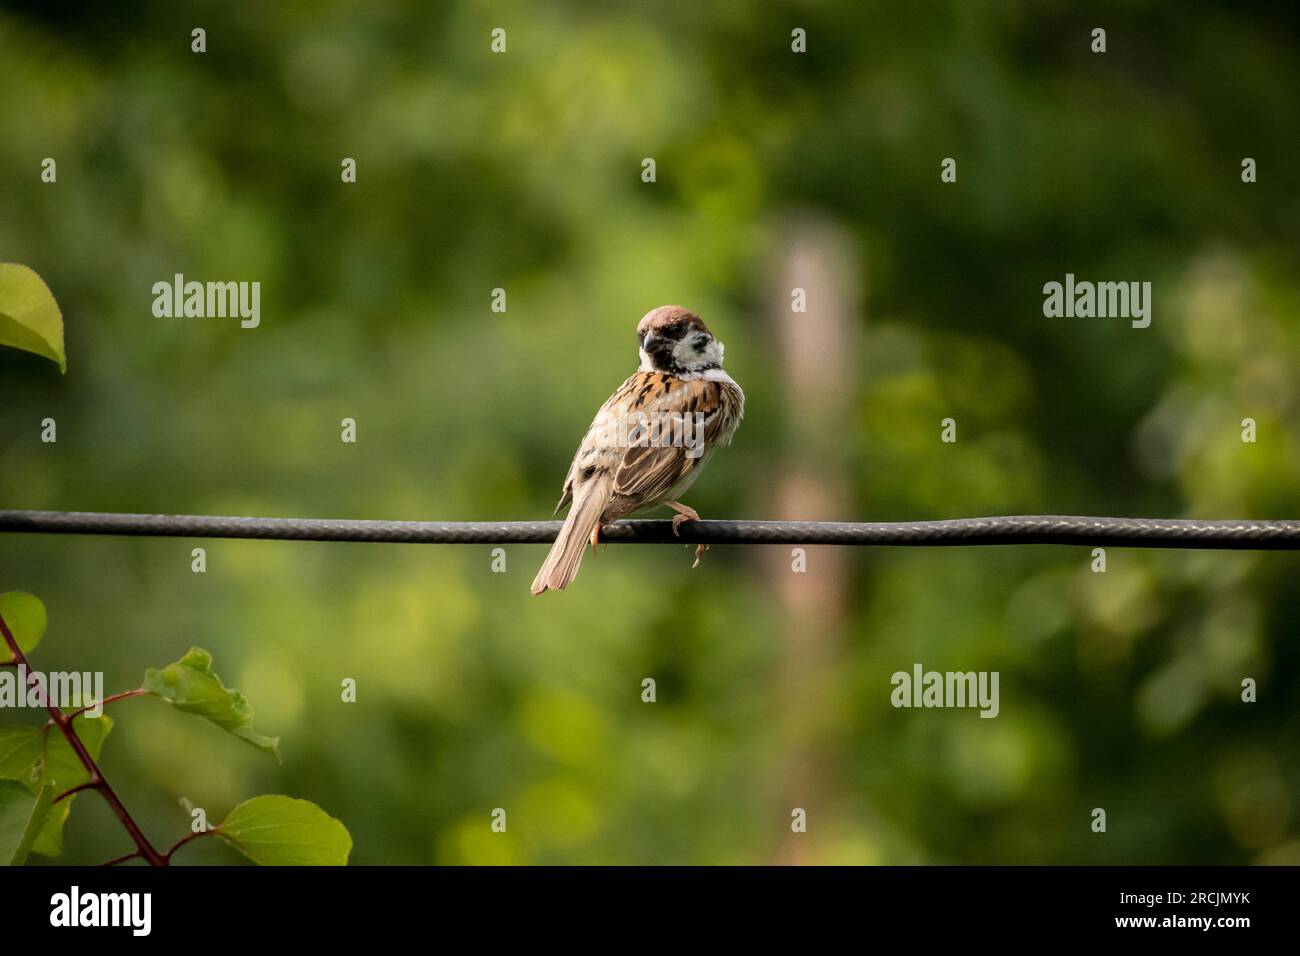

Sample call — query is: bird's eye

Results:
[693,334,709,349]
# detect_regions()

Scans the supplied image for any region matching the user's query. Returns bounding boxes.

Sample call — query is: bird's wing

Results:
[606,376,737,518]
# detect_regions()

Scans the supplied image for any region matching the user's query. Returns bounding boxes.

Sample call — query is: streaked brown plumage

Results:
[531,306,744,594]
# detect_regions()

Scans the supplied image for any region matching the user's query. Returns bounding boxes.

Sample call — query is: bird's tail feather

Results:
[531,474,612,594]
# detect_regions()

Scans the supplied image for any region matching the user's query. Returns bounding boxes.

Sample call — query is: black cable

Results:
[3,510,1300,549]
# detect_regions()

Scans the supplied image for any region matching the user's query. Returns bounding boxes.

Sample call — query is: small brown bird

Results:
[531,305,745,594]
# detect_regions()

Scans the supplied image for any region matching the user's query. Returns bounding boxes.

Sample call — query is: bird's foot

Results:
[666,501,707,568]
[667,501,700,537]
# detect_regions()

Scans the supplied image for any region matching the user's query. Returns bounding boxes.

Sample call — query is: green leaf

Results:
[0,781,53,866]
[31,714,113,858]
[0,726,43,783]
[216,795,352,866]
[0,263,66,372]
[142,647,280,760]
[0,592,48,661]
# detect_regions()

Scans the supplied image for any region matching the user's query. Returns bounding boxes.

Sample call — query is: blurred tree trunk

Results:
[762,217,862,864]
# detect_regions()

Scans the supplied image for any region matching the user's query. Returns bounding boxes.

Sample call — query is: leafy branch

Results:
[0,592,351,866]
[0,271,348,864]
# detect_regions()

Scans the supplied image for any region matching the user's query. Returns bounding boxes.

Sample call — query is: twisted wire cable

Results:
[3,510,1300,549]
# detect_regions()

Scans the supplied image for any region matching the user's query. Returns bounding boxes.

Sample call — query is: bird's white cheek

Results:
[682,339,723,367]
[673,338,719,368]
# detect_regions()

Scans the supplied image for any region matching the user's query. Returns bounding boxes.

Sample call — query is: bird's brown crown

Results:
[636,305,711,339]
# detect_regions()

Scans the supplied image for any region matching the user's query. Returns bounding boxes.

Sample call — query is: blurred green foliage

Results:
[1,0,1298,864]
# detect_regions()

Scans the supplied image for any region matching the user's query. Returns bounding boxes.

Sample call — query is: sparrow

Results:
[531,305,745,594]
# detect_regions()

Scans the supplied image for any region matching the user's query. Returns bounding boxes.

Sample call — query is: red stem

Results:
[60,688,149,722]
[53,779,100,804]
[0,610,167,866]
[163,828,218,862]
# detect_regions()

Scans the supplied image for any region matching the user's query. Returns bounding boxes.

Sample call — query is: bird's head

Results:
[636,305,724,375]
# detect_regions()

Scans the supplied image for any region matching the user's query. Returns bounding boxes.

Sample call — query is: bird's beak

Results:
[641,331,657,351]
